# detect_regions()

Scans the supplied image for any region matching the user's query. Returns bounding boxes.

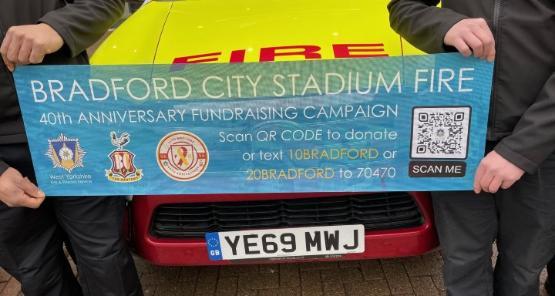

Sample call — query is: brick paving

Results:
[0,251,549,296]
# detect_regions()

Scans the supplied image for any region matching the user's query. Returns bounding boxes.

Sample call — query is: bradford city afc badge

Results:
[106,131,143,183]
[46,134,85,173]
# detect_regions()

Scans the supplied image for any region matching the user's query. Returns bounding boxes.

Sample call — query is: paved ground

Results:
[0,250,550,296]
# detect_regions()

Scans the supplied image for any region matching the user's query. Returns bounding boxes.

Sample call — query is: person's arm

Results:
[389,0,510,194]
[387,0,466,53]
[0,0,125,71]
[388,0,495,61]
[38,0,125,58]
[471,74,553,195]
[494,73,555,174]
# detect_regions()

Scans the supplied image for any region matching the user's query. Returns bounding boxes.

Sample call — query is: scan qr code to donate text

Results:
[410,107,471,159]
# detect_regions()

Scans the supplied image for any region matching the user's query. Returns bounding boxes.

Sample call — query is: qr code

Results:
[411,107,471,159]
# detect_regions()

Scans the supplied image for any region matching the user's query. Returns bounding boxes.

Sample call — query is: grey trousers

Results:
[433,153,555,296]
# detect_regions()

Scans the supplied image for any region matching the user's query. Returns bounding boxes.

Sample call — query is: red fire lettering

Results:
[259,45,322,62]
[173,52,222,64]
[333,44,388,58]
[229,49,246,63]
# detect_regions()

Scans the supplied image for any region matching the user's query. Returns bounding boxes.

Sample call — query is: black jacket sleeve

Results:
[0,160,8,175]
[387,0,467,53]
[494,73,555,173]
[38,0,125,58]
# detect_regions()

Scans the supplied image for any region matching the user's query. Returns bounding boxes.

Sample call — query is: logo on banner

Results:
[106,132,143,183]
[157,131,209,181]
[46,134,85,173]
[408,106,470,178]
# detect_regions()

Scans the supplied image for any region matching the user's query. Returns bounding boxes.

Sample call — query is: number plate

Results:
[205,224,365,260]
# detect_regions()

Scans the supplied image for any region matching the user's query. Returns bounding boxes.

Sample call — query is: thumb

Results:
[16,191,45,209]
[1,54,15,72]
[18,177,45,198]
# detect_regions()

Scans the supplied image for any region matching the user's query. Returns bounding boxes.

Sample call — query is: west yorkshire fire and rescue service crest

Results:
[106,132,143,183]
[46,134,85,173]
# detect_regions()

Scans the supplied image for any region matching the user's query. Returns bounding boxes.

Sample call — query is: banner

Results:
[14,53,493,196]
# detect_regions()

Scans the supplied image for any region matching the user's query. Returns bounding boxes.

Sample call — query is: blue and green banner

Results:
[14,53,493,196]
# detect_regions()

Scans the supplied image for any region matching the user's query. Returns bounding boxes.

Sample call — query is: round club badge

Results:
[157,131,209,181]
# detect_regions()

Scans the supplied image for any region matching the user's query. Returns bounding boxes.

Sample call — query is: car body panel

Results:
[131,192,437,266]
[91,0,437,266]
[155,0,402,64]
[90,1,173,65]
